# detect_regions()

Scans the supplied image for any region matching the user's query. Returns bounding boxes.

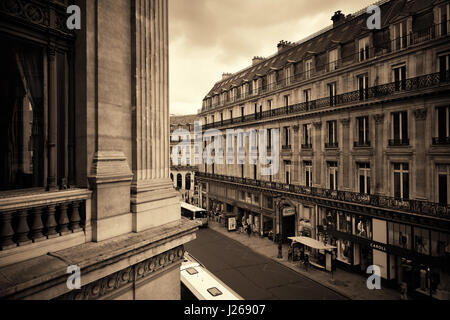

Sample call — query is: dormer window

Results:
[329,48,338,71]
[358,37,370,62]
[305,59,313,79]
[436,2,450,37]
[392,20,407,51]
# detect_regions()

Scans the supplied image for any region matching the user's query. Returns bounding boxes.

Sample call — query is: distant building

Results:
[170,115,199,205]
[196,0,450,299]
[0,0,197,300]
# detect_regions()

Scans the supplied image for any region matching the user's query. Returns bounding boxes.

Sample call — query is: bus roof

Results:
[181,253,243,301]
[181,202,206,213]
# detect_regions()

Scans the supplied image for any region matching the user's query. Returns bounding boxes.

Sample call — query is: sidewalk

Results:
[207,220,401,300]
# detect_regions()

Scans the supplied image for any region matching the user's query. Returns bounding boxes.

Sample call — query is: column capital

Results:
[414,108,427,120]
[313,121,322,129]
[340,118,350,127]
[373,113,385,124]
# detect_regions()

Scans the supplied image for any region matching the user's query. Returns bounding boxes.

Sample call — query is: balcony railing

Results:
[388,138,410,147]
[0,189,91,251]
[325,142,339,149]
[200,22,450,114]
[196,172,450,219]
[301,143,313,149]
[282,145,292,150]
[354,141,371,148]
[201,71,450,131]
[432,137,450,145]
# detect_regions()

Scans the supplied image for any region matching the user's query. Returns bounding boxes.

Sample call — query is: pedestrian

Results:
[247,224,252,237]
[400,282,408,300]
[304,253,309,271]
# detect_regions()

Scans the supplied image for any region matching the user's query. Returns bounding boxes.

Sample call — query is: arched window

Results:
[177,174,182,189]
[185,173,191,190]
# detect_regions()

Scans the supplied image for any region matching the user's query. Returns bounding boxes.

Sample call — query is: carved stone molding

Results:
[414,108,428,120]
[340,118,350,127]
[373,114,385,125]
[57,246,185,300]
[313,121,322,129]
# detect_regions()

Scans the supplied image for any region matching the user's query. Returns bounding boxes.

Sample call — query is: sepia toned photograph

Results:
[0,0,449,308]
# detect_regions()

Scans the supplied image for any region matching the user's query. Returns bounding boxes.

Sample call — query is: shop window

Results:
[326,210,337,230]
[337,240,352,265]
[355,216,372,239]
[390,111,409,146]
[358,75,369,101]
[338,211,352,233]
[388,222,412,250]
[431,231,450,257]
[302,124,312,148]
[414,227,430,255]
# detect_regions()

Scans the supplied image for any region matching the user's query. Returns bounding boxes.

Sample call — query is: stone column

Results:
[414,108,428,200]
[130,0,179,232]
[340,118,350,190]
[373,114,385,195]
[47,46,58,190]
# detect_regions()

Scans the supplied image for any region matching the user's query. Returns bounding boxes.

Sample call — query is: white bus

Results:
[181,202,208,227]
[180,252,243,300]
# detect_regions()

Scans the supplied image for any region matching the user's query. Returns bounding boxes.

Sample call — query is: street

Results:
[185,228,347,300]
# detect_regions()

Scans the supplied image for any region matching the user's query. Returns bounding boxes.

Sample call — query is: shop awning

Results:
[288,236,337,251]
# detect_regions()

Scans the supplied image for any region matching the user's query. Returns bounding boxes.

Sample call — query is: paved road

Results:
[185,228,346,300]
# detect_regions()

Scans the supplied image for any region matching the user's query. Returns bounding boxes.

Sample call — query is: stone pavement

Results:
[207,220,401,300]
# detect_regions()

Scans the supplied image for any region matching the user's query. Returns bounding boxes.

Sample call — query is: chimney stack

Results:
[331,10,345,27]
[222,72,232,80]
[252,56,265,66]
[277,40,294,52]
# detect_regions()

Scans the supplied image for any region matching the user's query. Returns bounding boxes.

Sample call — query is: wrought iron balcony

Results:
[432,137,450,145]
[282,145,292,150]
[388,139,410,147]
[325,142,339,149]
[354,141,371,148]
[301,143,313,149]
[196,172,450,219]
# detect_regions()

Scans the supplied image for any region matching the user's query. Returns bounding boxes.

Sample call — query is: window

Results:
[329,48,338,71]
[283,126,291,148]
[338,211,351,233]
[355,116,370,147]
[358,163,371,194]
[358,74,369,100]
[390,111,409,146]
[302,124,312,148]
[358,37,370,61]
[267,100,272,111]
[220,112,223,125]
[262,76,267,91]
[392,21,407,51]
[439,53,450,82]
[284,95,289,107]
[267,128,272,149]
[393,163,409,199]
[434,106,450,145]
[414,227,430,255]
[436,3,450,37]
[388,222,412,250]
[284,161,291,185]
[355,216,372,239]
[230,110,233,123]
[240,164,244,178]
[304,161,312,187]
[326,120,338,148]
[437,164,450,205]
[304,89,311,108]
[253,164,257,180]
[305,59,312,79]
[328,82,337,106]
[248,81,253,95]
[328,162,338,190]
[393,65,406,91]
[241,106,245,120]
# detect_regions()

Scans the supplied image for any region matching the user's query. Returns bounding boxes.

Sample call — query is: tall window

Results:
[393,21,407,51]
[393,163,409,199]
[439,53,450,82]
[283,126,291,148]
[434,106,450,145]
[390,111,408,146]
[304,161,313,187]
[358,37,370,61]
[328,162,338,190]
[437,164,450,205]
[436,3,450,37]
[355,116,370,147]
[241,106,245,120]
[267,99,272,111]
[329,48,338,71]
[326,120,338,148]
[220,112,223,125]
[328,82,337,106]
[253,164,257,180]
[284,95,289,107]
[267,128,272,149]
[358,74,369,100]
[358,163,371,194]
[305,59,312,79]
[240,164,244,178]
[302,123,312,148]
[393,65,406,91]
[284,161,291,185]
[229,110,233,123]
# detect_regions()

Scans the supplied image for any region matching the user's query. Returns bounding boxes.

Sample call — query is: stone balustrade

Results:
[0,189,91,251]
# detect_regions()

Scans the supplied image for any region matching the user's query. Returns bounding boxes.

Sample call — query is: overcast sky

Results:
[168,0,377,116]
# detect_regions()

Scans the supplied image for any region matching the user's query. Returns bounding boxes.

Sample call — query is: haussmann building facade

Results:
[0,0,197,300]
[195,0,450,299]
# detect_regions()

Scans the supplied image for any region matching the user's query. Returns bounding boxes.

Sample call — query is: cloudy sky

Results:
[168,0,377,115]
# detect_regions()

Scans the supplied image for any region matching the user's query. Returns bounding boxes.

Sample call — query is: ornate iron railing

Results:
[196,172,450,219]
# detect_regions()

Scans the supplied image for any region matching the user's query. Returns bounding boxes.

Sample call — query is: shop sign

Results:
[282,207,295,217]
[228,217,236,231]
[370,242,387,252]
